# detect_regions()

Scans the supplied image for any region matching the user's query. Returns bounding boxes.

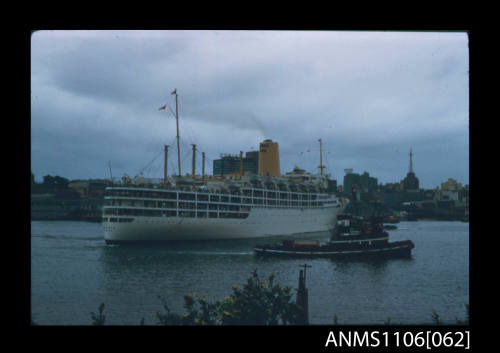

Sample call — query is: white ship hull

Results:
[104,205,344,243]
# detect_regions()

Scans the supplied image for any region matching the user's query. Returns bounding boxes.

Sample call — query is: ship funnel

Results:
[258,139,280,177]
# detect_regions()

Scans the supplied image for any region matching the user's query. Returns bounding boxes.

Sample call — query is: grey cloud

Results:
[31,30,469,188]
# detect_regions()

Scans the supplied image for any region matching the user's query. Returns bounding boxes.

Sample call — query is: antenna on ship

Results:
[171,88,181,176]
[318,138,325,175]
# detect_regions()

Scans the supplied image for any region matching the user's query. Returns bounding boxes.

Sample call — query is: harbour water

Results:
[30,220,469,325]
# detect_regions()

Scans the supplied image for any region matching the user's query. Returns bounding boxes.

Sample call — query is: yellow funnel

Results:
[258,139,280,176]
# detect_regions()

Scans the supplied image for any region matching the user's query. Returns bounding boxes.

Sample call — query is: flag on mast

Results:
[171,89,177,95]
[158,105,167,111]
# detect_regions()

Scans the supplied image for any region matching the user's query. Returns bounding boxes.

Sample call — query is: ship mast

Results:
[171,89,181,176]
[191,144,196,176]
[318,138,325,175]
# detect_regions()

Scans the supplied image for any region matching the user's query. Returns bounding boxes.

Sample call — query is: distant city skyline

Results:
[31,164,468,191]
[31,30,469,189]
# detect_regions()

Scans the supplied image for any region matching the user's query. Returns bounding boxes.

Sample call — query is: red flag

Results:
[158,105,166,111]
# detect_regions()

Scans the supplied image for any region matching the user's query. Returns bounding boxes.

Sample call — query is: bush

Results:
[155,270,302,325]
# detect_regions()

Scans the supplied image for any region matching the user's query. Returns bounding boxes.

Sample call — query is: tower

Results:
[401,147,419,191]
[409,147,414,174]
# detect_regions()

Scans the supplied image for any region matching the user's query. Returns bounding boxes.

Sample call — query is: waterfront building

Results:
[68,179,109,198]
[441,178,463,191]
[31,193,81,220]
[343,170,378,195]
[213,151,259,176]
[437,179,466,204]
[440,190,460,201]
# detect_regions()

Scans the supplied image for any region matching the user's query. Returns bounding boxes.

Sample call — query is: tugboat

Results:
[254,214,414,258]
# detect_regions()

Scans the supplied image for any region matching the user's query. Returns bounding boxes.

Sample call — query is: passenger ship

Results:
[103,90,347,243]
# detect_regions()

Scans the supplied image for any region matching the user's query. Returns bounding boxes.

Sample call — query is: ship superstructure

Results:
[103,90,347,243]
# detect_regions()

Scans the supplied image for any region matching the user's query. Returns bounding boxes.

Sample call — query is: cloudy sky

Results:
[31,30,469,189]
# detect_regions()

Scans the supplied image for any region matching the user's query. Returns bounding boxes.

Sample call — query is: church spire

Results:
[409,147,414,174]
[402,147,419,191]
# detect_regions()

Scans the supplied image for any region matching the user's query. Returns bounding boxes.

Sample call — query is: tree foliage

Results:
[155,270,302,325]
[31,174,80,199]
[42,175,70,189]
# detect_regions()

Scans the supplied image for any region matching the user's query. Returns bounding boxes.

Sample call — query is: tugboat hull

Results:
[254,240,414,259]
[254,214,415,259]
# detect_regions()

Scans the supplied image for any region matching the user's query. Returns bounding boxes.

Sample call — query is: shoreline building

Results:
[343,170,378,196]
[213,151,259,176]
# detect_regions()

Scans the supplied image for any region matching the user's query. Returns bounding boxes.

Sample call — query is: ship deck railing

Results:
[103,198,339,210]
[105,186,334,201]
[103,196,338,207]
